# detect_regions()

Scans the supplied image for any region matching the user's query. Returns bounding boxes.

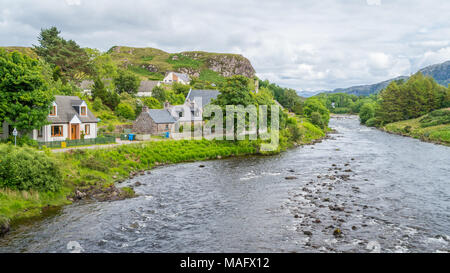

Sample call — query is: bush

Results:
[2,135,38,147]
[365,118,378,127]
[419,109,450,128]
[359,103,375,124]
[310,111,325,129]
[0,144,62,192]
[116,103,135,120]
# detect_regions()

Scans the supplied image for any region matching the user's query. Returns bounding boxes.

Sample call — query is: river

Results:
[0,115,449,253]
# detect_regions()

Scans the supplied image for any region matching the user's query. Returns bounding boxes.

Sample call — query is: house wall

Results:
[133,112,174,135]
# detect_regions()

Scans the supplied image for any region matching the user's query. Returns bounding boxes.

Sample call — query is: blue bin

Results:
[165,132,170,138]
[128,134,135,141]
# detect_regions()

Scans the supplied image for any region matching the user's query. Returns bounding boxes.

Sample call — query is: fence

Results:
[37,136,116,149]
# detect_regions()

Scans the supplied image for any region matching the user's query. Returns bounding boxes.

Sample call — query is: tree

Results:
[142,97,162,109]
[114,69,140,95]
[152,86,167,102]
[172,82,190,97]
[0,50,55,133]
[303,98,330,126]
[359,103,375,124]
[91,77,120,110]
[33,27,93,83]
[215,75,254,106]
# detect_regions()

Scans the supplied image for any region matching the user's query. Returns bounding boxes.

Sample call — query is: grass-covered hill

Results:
[106,46,256,81]
[383,108,450,145]
[0,46,38,59]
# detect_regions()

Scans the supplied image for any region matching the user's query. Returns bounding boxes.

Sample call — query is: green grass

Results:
[199,69,225,84]
[166,54,203,69]
[384,109,450,145]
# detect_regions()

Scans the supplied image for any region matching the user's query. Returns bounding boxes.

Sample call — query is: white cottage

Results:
[1,95,98,142]
[162,72,190,85]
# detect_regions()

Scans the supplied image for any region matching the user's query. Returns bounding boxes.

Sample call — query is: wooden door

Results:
[71,124,79,140]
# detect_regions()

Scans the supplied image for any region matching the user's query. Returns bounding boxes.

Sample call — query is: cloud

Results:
[366,0,381,6]
[65,0,81,6]
[0,0,449,92]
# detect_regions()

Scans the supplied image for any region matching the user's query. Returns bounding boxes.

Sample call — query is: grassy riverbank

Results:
[0,120,326,235]
[382,109,450,146]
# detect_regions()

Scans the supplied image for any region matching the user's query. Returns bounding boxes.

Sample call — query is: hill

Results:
[0,46,37,59]
[107,46,255,81]
[300,60,450,97]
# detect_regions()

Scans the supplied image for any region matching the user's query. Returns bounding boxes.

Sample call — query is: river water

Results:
[0,116,449,253]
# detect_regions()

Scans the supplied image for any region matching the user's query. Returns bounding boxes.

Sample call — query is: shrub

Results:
[0,144,62,192]
[365,118,378,127]
[116,103,135,120]
[310,111,325,129]
[359,103,375,124]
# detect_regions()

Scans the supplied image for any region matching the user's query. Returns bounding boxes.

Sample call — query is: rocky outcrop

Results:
[204,54,255,78]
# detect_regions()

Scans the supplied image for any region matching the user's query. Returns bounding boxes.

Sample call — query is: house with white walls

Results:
[1,95,98,142]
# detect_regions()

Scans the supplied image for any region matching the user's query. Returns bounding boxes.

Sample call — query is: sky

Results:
[1,0,450,92]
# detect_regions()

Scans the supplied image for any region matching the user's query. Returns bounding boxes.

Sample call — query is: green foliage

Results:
[359,103,376,124]
[166,90,185,105]
[152,85,166,102]
[259,79,303,112]
[172,82,190,96]
[375,73,448,124]
[303,98,330,128]
[92,97,106,111]
[215,75,254,106]
[166,54,202,69]
[142,97,162,109]
[91,52,118,79]
[0,50,55,133]
[1,135,38,147]
[0,144,62,192]
[310,112,325,129]
[365,118,378,127]
[419,109,450,128]
[92,77,120,110]
[114,69,140,95]
[199,69,225,85]
[33,27,93,82]
[116,103,135,120]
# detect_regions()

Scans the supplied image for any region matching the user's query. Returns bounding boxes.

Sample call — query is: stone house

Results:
[132,106,176,135]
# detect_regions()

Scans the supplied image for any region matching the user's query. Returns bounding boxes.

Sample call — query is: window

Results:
[178,112,183,118]
[51,126,63,137]
[50,105,57,116]
[165,124,169,130]
[38,127,43,137]
[81,106,87,116]
[85,124,90,135]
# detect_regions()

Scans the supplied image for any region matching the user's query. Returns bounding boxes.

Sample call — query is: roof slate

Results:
[186,89,220,107]
[48,96,98,124]
[147,109,176,124]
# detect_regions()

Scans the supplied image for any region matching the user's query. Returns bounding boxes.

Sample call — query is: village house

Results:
[136,80,160,97]
[1,95,98,142]
[132,106,176,135]
[162,72,190,85]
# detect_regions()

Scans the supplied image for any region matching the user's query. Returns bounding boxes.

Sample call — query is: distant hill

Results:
[107,46,255,81]
[302,60,450,97]
[419,60,450,87]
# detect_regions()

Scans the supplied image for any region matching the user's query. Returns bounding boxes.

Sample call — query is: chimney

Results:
[142,106,149,113]
[164,101,171,109]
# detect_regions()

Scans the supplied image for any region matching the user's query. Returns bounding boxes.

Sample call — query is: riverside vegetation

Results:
[354,73,450,145]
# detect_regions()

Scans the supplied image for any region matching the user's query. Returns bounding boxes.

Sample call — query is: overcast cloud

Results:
[1,0,450,92]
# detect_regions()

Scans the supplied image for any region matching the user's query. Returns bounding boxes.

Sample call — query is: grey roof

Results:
[48,96,98,124]
[166,72,190,82]
[138,80,159,93]
[71,100,84,106]
[147,109,176,124]
[186,89,220,107]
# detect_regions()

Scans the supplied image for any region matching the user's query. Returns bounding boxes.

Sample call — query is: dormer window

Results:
[81,106,87,116]
[49,102,57,116]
